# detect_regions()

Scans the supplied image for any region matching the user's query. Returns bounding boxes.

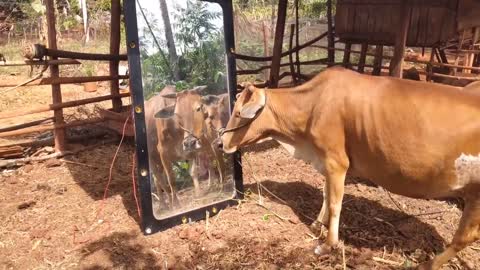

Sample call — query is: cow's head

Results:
[161,86,206,152]
[219,83,267,154]
[200,94,230,139]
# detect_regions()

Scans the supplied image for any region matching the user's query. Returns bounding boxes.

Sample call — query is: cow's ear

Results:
[220,94,229,106]
[161,93,177,99]
[154,105,175,119]
[239,88,266,119]
[192,85,208,94]
[201,95,218,105]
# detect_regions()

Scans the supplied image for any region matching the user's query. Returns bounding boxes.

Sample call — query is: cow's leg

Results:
[151,169,170,209]
[418,197,480,270]
[311,184,330,231]
[214,150,226,185]
[314,158,348,255]
[159,151,180,207]
[189,158,201,196]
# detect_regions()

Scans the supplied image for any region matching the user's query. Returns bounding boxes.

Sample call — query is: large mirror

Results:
[134,0,236,220]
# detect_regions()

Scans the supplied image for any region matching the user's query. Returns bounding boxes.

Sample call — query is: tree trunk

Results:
[158,0,179,80]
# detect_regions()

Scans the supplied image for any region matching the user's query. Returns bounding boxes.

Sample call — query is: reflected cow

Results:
[153,87,229,207]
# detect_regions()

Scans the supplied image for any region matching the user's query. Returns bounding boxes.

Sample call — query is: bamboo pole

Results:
[0,93,130,120]
[358,43,368,73]
[269,0,288,87]
[0,118,106,138]
[0,117,54,133]
[289,24,297,84]
[0,130,108,148]
[233,31,328,62]
[326,0,335,67]
[45,0,65,152]
[0,75,129,88]
[294,0,300,79]
[0,59,81,67]
[110,0,122,112]
[389,1,411,78]
[24,43,128,61]
[372,45,383,75]
[262,21,270,80]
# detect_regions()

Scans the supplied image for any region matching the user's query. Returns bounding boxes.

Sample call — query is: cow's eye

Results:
[195,105,202,112]
[235,111,241,117]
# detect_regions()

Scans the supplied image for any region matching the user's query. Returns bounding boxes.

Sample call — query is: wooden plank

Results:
[110,0,122,112]
[269,0,288,87]
[45,0,65,152]
[0,146,23,159]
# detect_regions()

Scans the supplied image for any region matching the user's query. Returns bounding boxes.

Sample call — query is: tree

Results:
[158,0,179,80]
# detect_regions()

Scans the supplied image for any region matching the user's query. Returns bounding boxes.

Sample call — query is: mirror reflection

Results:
[135,0,235,219]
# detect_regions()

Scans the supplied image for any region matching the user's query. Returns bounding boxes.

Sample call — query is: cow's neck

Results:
[263,87,316,143]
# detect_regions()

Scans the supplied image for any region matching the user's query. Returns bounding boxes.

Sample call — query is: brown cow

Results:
[144,86,177,206]
[219,66,480,270]
[154,88,228,206]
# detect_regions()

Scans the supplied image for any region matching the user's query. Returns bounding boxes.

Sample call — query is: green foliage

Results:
[174,0,221,52]
[141,0,226,98]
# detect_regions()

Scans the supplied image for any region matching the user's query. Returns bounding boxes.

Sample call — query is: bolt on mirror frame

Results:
[123,0,244,235]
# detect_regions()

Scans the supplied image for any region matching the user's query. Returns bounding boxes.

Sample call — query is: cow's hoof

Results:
[314,244,333,256]
[416,261,434,270]
[310,221,326,235]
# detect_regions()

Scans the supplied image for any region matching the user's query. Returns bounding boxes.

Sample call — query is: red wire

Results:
[132,152,141,218]
[95,115,130,220]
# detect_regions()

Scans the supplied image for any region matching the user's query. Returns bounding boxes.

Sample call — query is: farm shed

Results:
[233,0,480,87]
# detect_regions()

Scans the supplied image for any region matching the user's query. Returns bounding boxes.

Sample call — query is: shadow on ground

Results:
[245,180,445,255]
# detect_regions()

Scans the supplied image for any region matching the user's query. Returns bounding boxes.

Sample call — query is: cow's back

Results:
[319,68,480,198]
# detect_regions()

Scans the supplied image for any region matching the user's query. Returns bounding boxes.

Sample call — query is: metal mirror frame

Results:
[124,0,243,235]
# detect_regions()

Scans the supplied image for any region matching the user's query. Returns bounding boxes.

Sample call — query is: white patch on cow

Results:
[274,138,325,174]
[453,153,480,190]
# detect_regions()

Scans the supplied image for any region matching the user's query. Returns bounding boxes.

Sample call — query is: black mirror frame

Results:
[123,0,243,235]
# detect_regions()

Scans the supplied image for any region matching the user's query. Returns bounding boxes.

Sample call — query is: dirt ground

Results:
[1,137,480,270]
[1,57,480,269]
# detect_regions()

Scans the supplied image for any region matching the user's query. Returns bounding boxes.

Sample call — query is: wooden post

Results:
[372,45,383,75]
[358,43,368,73]
[269,0,288,88]
[110,0,122,112]
[262,21,270,80]
[326,0,335,67]
[45,0,66,152]
[343,42,352,68]
[389,0,411,78]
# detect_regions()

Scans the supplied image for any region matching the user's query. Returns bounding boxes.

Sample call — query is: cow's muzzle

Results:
[183,135,202,152]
